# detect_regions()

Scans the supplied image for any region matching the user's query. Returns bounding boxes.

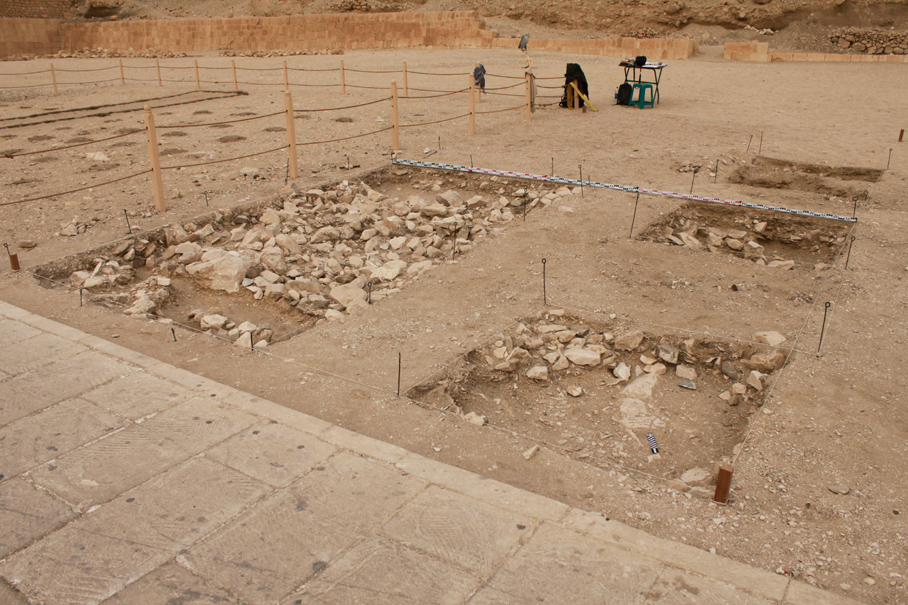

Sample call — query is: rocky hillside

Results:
[70,0,908,53]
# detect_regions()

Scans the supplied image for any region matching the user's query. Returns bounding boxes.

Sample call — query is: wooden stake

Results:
[194,59,201,90]
[573,79,580,109]
[900,129,905,143]
[391,80,400,151]
[284,89,298,180]
[713,464,734,504]
[283,60,289,89]
[143,105,166,212]
[119,59,125,85]
[566,82,574,110]
[155,59,162,87]
[50,62,58,96]
[231,60,238,92]
[340,59,346,95]
[402,61,408,98]
[469,75,476,135]
[525,72,531,121]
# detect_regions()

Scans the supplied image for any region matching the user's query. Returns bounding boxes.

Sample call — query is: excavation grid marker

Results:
[392,159,858,223]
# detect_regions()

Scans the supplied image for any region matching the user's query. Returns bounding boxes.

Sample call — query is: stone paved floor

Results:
[0,300,861,605]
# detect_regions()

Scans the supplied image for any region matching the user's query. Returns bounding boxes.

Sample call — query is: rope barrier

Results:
[485,82,525,91]
[53,65,118,73]
[286,67,339,73]
[0,169,151,208]
[399,113,470,128]
[158,110,283,129]
[485,73,524,80]
[345,68,400,74]
[294,96,391,113]
[476,104,525,115]
[485,92,524,98]
[402,88,469,99]
[235,66,283,71]
[0,83,49,90]
[3,129,142,159]
[2,68,49,75]
[296,125,393,146]
[406,70,468,77]
[161,145,289,170]
[345,84,392,91]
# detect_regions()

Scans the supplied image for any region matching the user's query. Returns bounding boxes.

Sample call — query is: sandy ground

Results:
[1,46,907,603]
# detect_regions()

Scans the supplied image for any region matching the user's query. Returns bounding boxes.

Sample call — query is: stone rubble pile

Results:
[463,310,785,407]
[647,210,846,268]
[829,29,908,55]
[219,49,343,58]
[53,48,188,59]
[72,174,572,325]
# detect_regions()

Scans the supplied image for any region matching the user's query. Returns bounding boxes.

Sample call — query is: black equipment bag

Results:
[616,82,633,106]
[559,63,589,108]
[634,55,647,67]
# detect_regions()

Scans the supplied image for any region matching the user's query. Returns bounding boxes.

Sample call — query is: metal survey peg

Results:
[397,352,402,397]
[541,258,547,305]
[629,190,641,238]
[171,328,177,342]
[123,209,131,235]
[845,236,856,269]
[579,165,584,197]
[818,301,832,354]
[366,281,373,304]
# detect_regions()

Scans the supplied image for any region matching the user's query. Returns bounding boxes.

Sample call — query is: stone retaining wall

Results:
[724,40,908,63]
[1,12,700,61]
[0,18,62,59]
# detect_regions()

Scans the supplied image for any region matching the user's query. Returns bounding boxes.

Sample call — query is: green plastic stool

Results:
[630,83,655,109]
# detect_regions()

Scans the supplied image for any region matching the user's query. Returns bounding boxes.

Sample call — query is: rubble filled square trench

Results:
[38,167,582,347]
[409,308,790,490]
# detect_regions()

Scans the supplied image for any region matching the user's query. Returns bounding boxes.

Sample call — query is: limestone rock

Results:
[744,240,765,259]
[746,370,765,391]
[828,484,850,495]
[124,296,156,316]
[522,445,540,460]
[526,365,549,381]
[330,283,367,309]
[200,314,228,330]
[614,330,645,351]
[186,253,251,293]
[613,362,631,381]
[681,467,712,487]
[675,364,698,380]
[564,348,600,366]
[740,350,786,372]
[725,238,744,251]
[567,386,583,397]
[234,332,253,348]
[463,411,486,427]
[622,372,659,400]
[656,343,679,365]
[753,331,786,346]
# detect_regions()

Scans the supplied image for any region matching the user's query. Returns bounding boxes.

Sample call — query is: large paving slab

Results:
[0,300,863,605]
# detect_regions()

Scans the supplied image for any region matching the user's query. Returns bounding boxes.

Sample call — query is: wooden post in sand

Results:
[525,72,532,121]
[155,59,162,87]
[231,60,238,92]
[119,59,125,85]
[402,61,408,98]
[391,80,400,151]
[284,90,298,180]
[468,75,476,135]
[194,60,201,90]
[283,60,289,89]
[340,60,346,95]
[50,63,58,96]
[143,105,166,212]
